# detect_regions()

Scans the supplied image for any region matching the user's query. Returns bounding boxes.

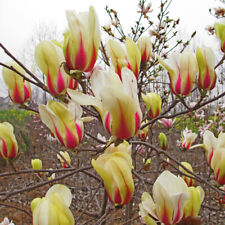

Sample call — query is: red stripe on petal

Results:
[24,85,31,101]
[56,68,66,93]
[65,42,73,70]
[75,123,83,142]
[47,71,58,96]
[135,112,141,133]
[173,197,181,224]
[202,67,211,89]
[104,112,111,135]
[12,84,23,104]
[182,72,191,96]
[161,200,171,225]
[75,35,87,71]
[65,126,77,149]
[210,71,217,90]
[1,139,8,158]
[114,188,122,204]
[174,73,181,95]
[54,125,65,146]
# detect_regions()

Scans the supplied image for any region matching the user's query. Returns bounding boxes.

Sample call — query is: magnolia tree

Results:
[0,0,225,224]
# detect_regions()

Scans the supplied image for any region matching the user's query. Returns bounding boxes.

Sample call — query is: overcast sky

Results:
[0,0,223,97]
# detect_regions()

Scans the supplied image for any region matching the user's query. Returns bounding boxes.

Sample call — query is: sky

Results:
[0,0,223,97]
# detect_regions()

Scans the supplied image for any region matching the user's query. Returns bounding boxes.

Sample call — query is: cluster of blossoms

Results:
[2,2,225,224]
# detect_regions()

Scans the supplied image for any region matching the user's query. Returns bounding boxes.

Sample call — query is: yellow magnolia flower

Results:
[63,6,100,72]
[139,170,190,225]
[107,38,141,79]
[57,151,71,168]
[31,159,43,176]
[68,68,142,140]
[179,162,194,186]
[214,21,225,52]
[158,49,198,96]
[137,36,152,63]
[2,62,32,104]
[35,41,78,96]
[196,46,217,90]
[0,122,18,160]
[39,100,87,149]
[181,129,197,150]
[158,132,167,150]
[137,121,149,140]
[142,92,162,119]
[183,186,204,219]
[92,142,134,205]
[31,184,74,225]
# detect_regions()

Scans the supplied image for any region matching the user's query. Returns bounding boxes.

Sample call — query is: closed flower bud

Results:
[183,186,204,219]
[196,46,217,90]
[137,121,149,140]
[107,38,141,79]
[158,50,198,96]
[142,92,162,119]
[137,36,152,63]
[158,132,167,150]
[214,21,225,52]
[35,41,77,96]
[92,142,134,205]
[63,6,100,72]
[2,62,31,104]
[39,100,86,149]
[0,122,18,160]
[31,159,43,176]
[179,162,195,186]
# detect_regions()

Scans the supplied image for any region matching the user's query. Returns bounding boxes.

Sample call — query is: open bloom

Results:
[158,50,198,96]
[68,68,142,140]
[179,162,195,186]
[137,36,152,63]
[196,46,217,90]
[181,129,197,150]
[39,100,88,149]
[35,41,78,96]
[63,6,100,72]
[31,184,74,225]
[183,186,204,220]
[0,122,18,160]
[57,151,71,168]
[158,118,176,128]
[2,62,31,104]
[139,170,190,225]
[92,141,134,205]
[107,38,141,79]
[214,20,225,52]
[142,92,162,119]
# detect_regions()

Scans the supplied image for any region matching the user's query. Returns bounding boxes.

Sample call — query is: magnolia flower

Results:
[68,68,142,140]
[158,118,176,128]
[63,6,100,72]
[57,151,71,168]
[181,128,197,150]
[137,36,152,63]
[196,46,217,90]
[137,121,149,140]
[183,186,204,220]
[107,38,141,79]
[0,218,14,225]
[158,50,198,96]
[142,92,162,119]
[139,170,190,225]
[31,159,43,176]
[92,141,134,205]
[179,162,195,186]
[214,20,225,52]
[31,184,74,225]
[2,62,32,104]
[0,122,18,160]
[158,132,167,150]
[39,100,90,149]
[35,40,78,96]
